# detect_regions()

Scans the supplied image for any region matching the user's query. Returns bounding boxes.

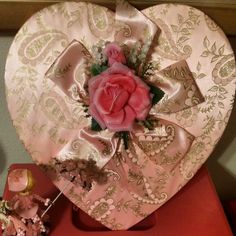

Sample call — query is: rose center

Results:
[103,82,130,113]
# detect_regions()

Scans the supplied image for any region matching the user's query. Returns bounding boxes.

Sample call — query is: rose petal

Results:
[110,89,129,113]
[105,62,134,77]
[104,43,121,56]
[136,104,152,120]
[94,84,130,114]
[104,43,126,66]
[104,106,136,132]
[108,74,136,93]
[103,109,125,125]
[128,86,151,120]
[88,74,107,100]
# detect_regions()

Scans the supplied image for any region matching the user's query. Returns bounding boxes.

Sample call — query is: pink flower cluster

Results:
[88,43,152,132]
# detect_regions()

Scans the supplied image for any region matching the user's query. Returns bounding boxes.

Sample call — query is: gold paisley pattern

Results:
[212,54,236,86]
[87,4,115,38]
[204,14,219,31]
[39,91,78,129]
[4,1,236,230]
[179,137,211,179]
[136,125,175,156]
[18,30,68,66]
[153,18,192,60]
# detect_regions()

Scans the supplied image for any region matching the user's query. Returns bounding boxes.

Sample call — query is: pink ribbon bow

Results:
[45,0,204,229]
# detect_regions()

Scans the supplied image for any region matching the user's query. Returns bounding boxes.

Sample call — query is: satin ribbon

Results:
[45,0,204,196]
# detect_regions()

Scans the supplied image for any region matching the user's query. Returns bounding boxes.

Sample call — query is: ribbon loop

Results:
[115,0,159,60]
[149,60,205,113]
[46,40,91,103]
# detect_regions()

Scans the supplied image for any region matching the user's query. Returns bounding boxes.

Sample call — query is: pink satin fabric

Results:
[45,0,204,226]
[5,0,235,231]
[115,0,159,51]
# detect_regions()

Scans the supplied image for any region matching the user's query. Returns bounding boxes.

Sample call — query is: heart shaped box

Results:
[5,1,236,230]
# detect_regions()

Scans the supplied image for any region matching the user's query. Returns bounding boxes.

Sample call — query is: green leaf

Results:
[142,120,154,130]
[149,85,165,105]
[119,131,130,150]
[91,64,108,76]
[91,118,103,131]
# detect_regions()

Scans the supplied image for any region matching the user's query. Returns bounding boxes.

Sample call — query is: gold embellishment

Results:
[212,54,236,86]
[204,14,219,32]
[39,91,78,129]
[88,198,115,221]
[18,30,68,66]
[131,177,168,205]
[87,4,114,38]
[136,125,175,156]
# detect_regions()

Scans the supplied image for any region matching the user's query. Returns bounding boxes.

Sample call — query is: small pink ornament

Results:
[104,42,126,66]
[6,169,50,235]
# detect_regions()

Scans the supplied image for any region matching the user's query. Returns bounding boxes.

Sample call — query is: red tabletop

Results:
[1,164,233,236]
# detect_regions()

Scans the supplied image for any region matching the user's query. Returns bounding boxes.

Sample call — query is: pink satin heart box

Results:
[4,1,236,230]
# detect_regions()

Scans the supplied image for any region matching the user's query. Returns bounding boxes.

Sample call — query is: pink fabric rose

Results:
[88,62,152,131]
[104,42,126,66]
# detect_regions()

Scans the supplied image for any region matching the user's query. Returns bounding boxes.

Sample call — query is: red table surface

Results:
[1,164,233,236]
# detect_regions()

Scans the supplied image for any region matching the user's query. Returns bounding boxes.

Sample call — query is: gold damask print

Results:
[201,84,228,113]
[170,9,200,48]
[159,4,171,15]
[213,54,236,86]
[148,8,200,60]
[201,36,236,86]
[152,18,192,60]
[176,106,199,127]
[136,125,175,156]
[88,198,115,221]
[67,186,87,208]
[14,25,29,43]
[201,36,227,62]
[87,4,115,38]
[67,9,84,28]
[158,151,182,166]
[116,198,148,218]
[179,137,210,179]
[204,14,219,31]
[100,217,123,230]
[48,126,67,145]
[9,66,38,96]
[14,99,34,125]
[47,2,74,20]
[39,91,78,129]
[4,1,236,230]
[131,176,168,205]
[192,61,207,80]
[18,30,68,66]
